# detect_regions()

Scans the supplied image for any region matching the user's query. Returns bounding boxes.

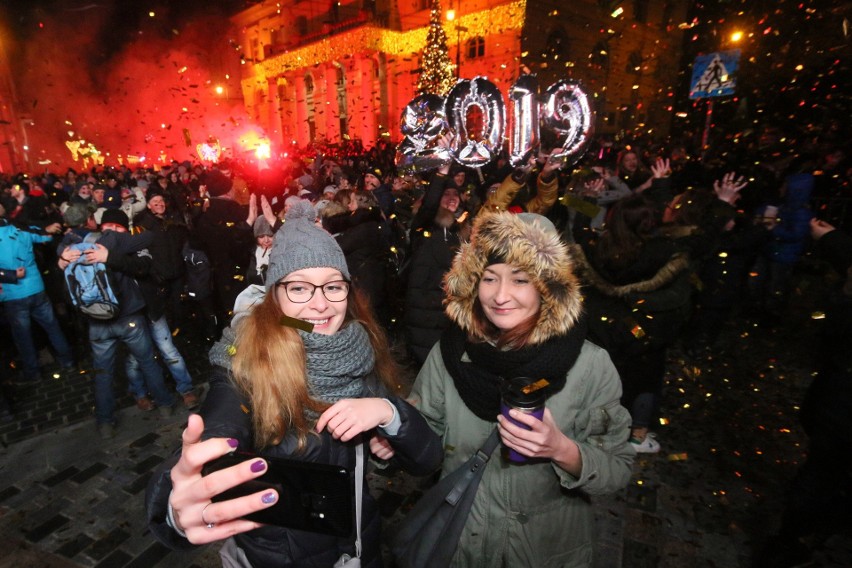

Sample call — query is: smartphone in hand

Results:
[202,451,353,536]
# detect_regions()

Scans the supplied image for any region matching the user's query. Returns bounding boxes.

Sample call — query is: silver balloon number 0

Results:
[445,77,505,168]
[395,76,593,172]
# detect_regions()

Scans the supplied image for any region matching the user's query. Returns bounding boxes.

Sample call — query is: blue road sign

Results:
[689,49,740,99]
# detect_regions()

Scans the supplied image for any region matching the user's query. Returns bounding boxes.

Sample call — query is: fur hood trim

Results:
[568,243,690,297]
[434,207,456,229]
[444,211,583,344]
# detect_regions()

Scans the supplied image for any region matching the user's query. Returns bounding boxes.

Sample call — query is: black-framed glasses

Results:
[276,280,350,303]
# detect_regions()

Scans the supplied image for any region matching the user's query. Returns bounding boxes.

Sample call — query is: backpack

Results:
[63,233,120,320]
[182,243,212,300]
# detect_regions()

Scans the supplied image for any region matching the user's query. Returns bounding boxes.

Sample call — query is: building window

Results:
[626,50,643,74]
[250,37,262,62]
[543,27,568,62]
[589,40,610,69]
[466,37,485,59]
[295,15,308,36]
[661,1,674,26]
[633,0,649,23]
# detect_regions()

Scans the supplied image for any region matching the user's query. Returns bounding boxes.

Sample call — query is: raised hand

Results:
[809,217,836,240]
[650,157,672,179]
[713,172,748,204]
[260,195,276,226]
[246,193,258,226]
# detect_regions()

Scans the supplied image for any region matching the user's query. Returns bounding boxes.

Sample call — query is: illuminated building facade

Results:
[233,0,689,150]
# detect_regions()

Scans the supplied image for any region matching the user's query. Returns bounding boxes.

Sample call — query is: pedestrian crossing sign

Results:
[689,50,740,99]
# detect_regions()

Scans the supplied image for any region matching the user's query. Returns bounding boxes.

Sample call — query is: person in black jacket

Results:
[404,162,471,365]
[58,209,177,439]
[146,202,442,567]
[323,191,390,328]
[572,195,693,454]
[129,193,198,410]
[190,170,254,334]
[754,219,852,568]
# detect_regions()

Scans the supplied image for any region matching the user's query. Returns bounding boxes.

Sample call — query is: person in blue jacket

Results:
[748,171,815,317]
[0,204,74,385]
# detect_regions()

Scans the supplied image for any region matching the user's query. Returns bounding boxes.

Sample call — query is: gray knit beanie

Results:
[264,200,350,290]
[253,216,273,238]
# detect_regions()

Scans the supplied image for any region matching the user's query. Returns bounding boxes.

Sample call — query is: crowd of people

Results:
[0,129,849,566]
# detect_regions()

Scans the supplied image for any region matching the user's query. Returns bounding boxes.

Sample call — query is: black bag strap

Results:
[444,428,500,507]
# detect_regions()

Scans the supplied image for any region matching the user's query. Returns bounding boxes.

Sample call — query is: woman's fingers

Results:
[183,489,277,544]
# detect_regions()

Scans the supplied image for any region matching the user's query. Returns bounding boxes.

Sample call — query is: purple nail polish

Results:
[227,438,239,449]
[250,460,266,473]
[261,492,277,504]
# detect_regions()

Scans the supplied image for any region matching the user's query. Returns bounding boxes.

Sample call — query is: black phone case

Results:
[202,451,353,537]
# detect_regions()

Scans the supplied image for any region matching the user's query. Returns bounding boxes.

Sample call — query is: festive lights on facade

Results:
[249,0,527,84]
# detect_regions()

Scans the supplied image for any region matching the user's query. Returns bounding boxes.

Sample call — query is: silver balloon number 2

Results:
[395,75,593,173]
[394,94,452,174]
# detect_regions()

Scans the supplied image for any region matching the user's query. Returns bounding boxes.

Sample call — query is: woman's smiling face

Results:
[274,267,348,335]
[478,263,540,332]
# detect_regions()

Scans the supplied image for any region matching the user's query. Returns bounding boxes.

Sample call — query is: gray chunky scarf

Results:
[209,322,373,409]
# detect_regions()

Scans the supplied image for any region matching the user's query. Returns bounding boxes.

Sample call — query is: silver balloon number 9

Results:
[395,76,593,173]
[541,80,594,164]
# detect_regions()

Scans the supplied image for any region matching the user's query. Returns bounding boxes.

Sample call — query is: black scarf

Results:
[439,316,588,422]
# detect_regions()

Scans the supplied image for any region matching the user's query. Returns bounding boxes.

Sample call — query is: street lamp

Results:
[446,9,467,78]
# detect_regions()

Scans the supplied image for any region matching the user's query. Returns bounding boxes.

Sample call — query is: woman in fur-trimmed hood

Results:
[409,210,634,568]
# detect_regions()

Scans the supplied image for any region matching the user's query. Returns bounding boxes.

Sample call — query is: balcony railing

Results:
[265,11,390,56]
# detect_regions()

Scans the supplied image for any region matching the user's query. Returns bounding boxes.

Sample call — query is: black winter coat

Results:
[146,366,443,567]
[330,207,389,317]
[404,173,466,365]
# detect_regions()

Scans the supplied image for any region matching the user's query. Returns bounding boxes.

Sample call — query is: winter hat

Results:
[297,173,314,189]
[322,185,339,196]
[444,210,583,344]
[205,170,233,197]
[63,203,91,228]
[366,166,382,179]
[253,216,274,238]
[136,179,149,191]
[103,189,122,209]
[284,195,302,209]
[100,208,129,230]
[264,200,350,290]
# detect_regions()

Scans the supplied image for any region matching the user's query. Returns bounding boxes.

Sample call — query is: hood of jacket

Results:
[444,210,583,345]
[569,243,690,297]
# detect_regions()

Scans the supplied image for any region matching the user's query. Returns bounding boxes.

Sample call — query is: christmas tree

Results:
[417,0,455,96]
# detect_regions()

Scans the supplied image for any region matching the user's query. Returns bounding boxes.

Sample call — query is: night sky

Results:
[0,0,253,168]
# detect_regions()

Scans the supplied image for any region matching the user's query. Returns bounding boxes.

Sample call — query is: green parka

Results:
[411,340,633,567]
[408,210,634,567]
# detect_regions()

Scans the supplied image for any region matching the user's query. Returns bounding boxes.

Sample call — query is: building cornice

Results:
[246,0,527,82]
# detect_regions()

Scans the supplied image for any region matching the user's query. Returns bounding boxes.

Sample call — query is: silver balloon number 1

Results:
[395,75,594,174]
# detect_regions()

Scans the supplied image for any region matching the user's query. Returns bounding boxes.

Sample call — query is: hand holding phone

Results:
[202,451,353,536]
[167,415,279,544]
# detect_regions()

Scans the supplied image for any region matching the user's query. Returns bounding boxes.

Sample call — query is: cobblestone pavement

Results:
[1,286,851,567]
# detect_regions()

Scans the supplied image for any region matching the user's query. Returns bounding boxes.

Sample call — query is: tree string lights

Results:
[417,0,455,96]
